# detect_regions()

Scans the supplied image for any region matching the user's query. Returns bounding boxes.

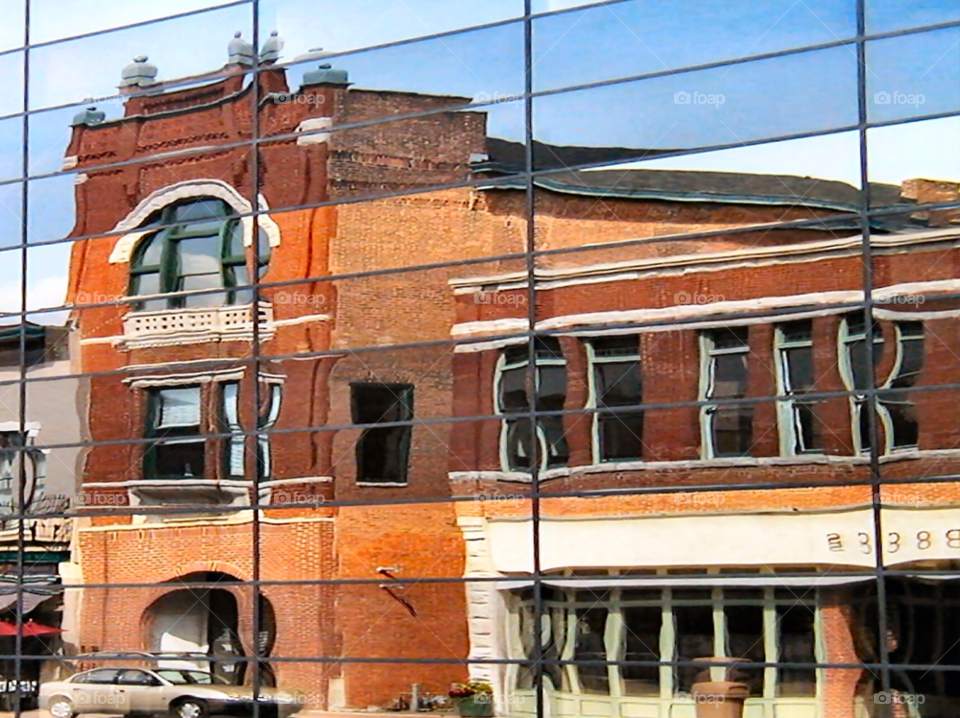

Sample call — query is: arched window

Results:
[129,198,270,311]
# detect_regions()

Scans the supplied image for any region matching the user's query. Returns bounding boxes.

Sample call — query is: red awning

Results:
[0,620,61,637]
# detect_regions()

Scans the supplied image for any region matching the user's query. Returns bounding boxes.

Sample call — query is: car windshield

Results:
[156,670,231,686]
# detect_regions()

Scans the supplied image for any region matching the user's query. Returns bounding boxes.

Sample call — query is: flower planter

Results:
[456,695,494,717]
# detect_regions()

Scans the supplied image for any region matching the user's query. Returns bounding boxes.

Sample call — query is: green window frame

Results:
[129,198,270,311]
[143,385,205,481]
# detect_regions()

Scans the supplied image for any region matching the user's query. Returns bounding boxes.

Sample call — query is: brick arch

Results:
[106,179,282,264]
[138,567,255,659]
[162,561,251,583]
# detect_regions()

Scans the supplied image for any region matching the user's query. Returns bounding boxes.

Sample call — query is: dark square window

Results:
[351,383,414,484]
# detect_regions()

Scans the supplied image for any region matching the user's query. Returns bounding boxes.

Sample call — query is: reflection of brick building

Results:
[59,37,960,718]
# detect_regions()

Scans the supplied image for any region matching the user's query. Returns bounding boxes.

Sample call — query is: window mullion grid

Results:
[249,3,267,712]
[854,0,893,702]
[586,341,642,464]
[763,586,777,700]
[660,588,674,700]
[711,587,725,682]
[605,590,622,699]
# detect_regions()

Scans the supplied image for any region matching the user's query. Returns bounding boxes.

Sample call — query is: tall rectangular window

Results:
[351,383,414,485]
[145,386,205,479]
[775,320,822,454]
[839,312,883,453]
[880,322,924,450]
[496,338,569,472]
[701,328,752,457]
[840,314,923,453]
[587,336,643,462]
[220,382,244,479]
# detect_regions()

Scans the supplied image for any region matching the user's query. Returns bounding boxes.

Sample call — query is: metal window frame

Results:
[584,338,643,465]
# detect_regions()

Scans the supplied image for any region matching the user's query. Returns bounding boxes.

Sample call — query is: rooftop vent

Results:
[72,104,106,126]
[119,55,158,88]
[302,62,350,86]
[259,30,284,63]
[228,31,256,66]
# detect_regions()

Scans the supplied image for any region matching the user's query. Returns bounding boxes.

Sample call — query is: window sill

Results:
[355,481,409,488]
[126,479,252,510]
[454,449,960,483]
[119,302,275,350]
[453,454,875,483]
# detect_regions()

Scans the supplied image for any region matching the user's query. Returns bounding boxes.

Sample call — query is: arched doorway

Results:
[144,572,276,686]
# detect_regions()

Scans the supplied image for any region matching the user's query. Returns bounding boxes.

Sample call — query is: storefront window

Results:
[511,583,819,702]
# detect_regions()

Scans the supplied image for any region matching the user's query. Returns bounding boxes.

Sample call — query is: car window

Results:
[185,671,230,686]
[73,669,121,684]
[117,670,161,686]
[156,670,189,685]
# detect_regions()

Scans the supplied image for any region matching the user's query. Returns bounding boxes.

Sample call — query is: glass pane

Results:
[574,605,609,694]
[505,418,534,471]
[537,364,566,410]
[867,27,960,124]
[135,234,163,268]
[157,388,201,427]
[785,345,814,392]
[153,440,205,479]
[712,407,753,456]
[177,235,222,274]
[725,604,764,695]
[867,0,960,33]
[28,4,253,112]
[174,199,229,223]
[533,48,858,164]
[539,416,569,468]
[533,0,855,92]
[713,354,748,398]
[621,606,661,696]
[596,361,641,407]
[777,603,817,697]
[599,414,643,461]
[674,604,714,694]
[499,365,527,412]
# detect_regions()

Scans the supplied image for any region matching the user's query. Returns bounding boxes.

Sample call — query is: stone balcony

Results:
[119,302,275,349]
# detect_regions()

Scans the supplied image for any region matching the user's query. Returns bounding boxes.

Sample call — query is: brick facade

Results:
[61,53,960,718]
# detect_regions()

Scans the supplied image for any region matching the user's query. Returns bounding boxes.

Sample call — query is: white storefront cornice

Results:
[450,278,960,342]
[448,227,960,293]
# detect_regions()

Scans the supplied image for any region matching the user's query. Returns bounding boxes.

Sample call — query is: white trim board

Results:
[107,179,282,264]
[448,227,960,291]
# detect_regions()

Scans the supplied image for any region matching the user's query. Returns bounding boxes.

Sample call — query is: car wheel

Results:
[171,698,208,718]
[49,696,75,718]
